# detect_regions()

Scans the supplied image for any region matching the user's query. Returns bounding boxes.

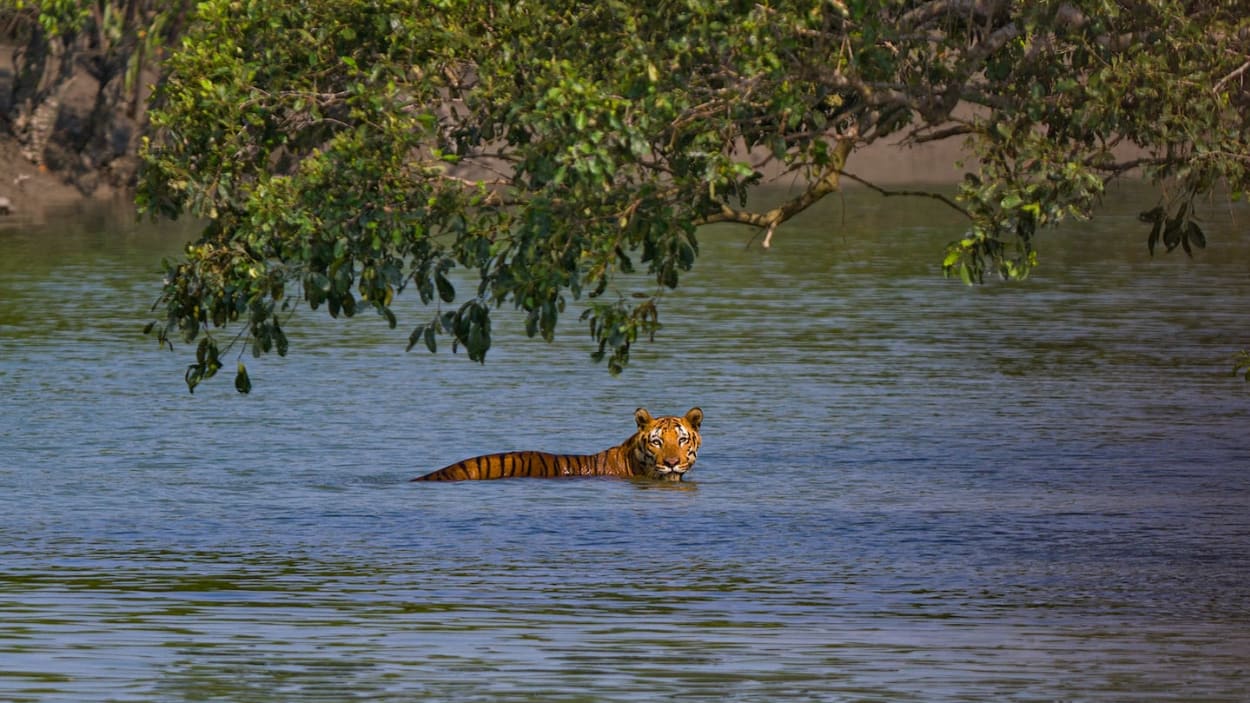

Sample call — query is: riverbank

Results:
[0,125,970,221]
[0,137,128,221]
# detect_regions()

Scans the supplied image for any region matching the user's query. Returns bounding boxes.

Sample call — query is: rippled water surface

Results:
[2,189,1248,701]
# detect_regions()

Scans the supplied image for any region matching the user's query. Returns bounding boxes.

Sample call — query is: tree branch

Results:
[838,171,971,218]
[1214,59,1250,94]
[697,136,855,247]
[900,0,1008,30]
[905,122,975,144]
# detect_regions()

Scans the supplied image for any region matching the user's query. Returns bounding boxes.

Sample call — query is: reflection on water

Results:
[1,189,1249,701]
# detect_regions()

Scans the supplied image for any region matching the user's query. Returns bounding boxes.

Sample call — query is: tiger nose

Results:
[663,457,681,468]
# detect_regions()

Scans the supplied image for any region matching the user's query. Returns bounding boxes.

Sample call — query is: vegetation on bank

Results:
[3,1,1248,391]
[0,2,190,193]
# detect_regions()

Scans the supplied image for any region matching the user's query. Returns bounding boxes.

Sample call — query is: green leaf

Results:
[435,272,455,303]
[1186,221,1206,249]
[274,323,289,356]
[185,365,202,394]
[770,135,787,159]
[1162,214,1183,252]
[234,362,252,394]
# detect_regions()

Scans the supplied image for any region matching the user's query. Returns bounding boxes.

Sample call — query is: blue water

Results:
[1,189,1248,701]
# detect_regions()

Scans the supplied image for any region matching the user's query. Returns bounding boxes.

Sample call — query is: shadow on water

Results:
[1,187,1249,701]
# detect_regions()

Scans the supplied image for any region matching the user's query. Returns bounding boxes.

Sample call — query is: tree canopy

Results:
[131,0,1250,392]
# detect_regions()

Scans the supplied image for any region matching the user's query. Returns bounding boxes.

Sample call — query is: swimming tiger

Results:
[411,407,703,482]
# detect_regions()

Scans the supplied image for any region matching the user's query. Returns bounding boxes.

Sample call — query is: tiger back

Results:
[411,407,703,482]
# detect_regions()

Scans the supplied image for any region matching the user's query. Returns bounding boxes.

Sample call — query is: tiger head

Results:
[630,407,703,481]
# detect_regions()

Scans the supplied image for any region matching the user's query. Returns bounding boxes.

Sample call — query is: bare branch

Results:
[761,220,780,248]
[906,123,975,144]
[838,171,971,218]
[900,0,1008,29]
[1214,59,1250,95]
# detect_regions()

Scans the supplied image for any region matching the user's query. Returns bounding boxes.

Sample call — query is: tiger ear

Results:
[684,407,703,430]
[634,408,653,428]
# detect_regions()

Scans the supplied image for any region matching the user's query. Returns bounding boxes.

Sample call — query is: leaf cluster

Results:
[139,0,863,389]
[928,1,1249,283]
[135,0,1250,390]
[1139,201,1206,258]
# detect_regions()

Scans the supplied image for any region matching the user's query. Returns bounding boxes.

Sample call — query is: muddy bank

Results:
[0,136,131,226]
[0,27,150,224]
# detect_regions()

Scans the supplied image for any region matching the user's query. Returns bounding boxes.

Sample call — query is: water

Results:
[1,188,1248,701]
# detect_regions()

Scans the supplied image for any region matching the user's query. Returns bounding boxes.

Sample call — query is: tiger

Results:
[411,407,703,482]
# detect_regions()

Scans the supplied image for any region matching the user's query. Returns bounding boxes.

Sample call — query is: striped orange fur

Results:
[412,407,703,482]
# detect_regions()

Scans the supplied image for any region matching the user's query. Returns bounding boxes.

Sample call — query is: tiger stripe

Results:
[412,408,703,482]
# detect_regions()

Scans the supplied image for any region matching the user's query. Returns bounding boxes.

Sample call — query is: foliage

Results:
[1234,351,1250,383]
[136,0,1250,392]
[1,0,179,72]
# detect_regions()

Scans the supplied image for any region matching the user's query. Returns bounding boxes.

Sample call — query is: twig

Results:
[1214,59,1250,94]
[838,171,971,218]
[761,220,779,248]
[906,123,975,144]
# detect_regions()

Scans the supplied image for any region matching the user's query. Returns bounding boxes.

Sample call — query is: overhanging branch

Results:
[1214,59,1250,95]
[906,123,976,144]
[697,136,855,247]
[837,171,971,218]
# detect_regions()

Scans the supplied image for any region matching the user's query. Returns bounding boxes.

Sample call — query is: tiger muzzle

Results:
[655,461,690,480]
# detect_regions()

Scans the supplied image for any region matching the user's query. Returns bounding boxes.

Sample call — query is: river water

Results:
[1,187,1248,701]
